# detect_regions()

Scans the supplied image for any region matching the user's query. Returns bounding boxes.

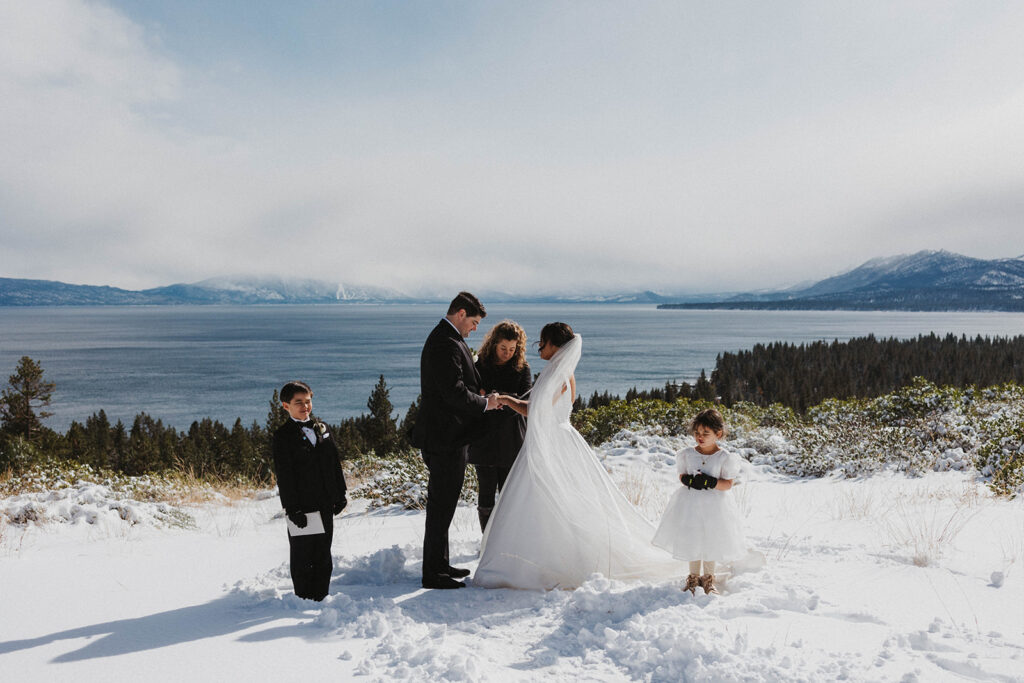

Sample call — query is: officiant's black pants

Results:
[287,510,334,601]
[475,465,511,509]
[422,448,466,578]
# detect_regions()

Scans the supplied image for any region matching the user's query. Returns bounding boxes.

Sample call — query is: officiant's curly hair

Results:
[477,320,528,371]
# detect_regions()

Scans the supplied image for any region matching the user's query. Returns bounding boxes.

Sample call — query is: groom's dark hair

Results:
[447,291,486,318]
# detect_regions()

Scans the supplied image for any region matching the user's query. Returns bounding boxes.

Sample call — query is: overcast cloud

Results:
[2,1,1023,295]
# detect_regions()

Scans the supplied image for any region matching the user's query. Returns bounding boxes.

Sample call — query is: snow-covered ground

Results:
[2,432,1023,682]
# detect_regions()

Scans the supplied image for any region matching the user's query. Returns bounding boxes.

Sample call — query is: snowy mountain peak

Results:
[799,250,999,298]
[663,250,1024,311]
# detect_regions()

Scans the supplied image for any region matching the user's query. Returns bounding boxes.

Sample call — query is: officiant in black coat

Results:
[411,292,499,589]
[468,319,532,533]
[272,381,348,601]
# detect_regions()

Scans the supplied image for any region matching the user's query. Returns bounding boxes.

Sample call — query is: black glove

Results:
[680,474,696,488]
[287,510,307,528]
[333,496,348,515]
[692,473,719,491]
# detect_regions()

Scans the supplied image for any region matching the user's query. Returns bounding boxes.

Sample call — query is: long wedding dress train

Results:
[474,335,680,590]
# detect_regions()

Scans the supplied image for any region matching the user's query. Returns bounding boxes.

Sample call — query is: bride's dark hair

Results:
[477,320,528,370]
[538,322,574,349]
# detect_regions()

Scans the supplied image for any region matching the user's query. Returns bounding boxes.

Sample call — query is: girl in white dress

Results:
[652,408,746,594]
[474,323,680,590]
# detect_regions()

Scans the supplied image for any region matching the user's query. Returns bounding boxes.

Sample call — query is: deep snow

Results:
[2,432,1023,682]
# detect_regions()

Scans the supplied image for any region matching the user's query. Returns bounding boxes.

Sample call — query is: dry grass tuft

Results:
[880,499,979,567]
[1000,519,1024,571]
[163,464,270,505]
[732,480,755,520]
[615,467,667,520]
[828,485,882,521]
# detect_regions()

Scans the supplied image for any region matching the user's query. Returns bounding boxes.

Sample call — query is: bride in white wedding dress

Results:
[474,323,680,590]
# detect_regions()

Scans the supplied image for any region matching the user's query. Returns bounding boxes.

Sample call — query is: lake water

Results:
[2,304,1023,430]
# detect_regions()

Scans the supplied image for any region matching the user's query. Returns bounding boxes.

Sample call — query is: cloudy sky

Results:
[2,1,1023,295]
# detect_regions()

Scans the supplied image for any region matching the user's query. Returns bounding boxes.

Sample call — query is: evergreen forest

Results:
[584,333,1024,412]
[3,333,1023,483]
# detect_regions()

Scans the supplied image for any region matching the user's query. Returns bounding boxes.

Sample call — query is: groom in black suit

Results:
[412,291,499,589]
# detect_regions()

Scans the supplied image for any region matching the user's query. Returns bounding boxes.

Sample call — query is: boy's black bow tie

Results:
[297,420,314,427]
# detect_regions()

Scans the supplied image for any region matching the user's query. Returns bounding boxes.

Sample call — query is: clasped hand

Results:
[680,472,718,490]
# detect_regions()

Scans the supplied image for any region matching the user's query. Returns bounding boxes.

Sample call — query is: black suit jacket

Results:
[411,320,488,452]
[273,420,347,513]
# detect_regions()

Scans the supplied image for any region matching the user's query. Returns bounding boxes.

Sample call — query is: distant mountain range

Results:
[0,275,677,306]
[659,251,1024,312]
[4,251,1023,310]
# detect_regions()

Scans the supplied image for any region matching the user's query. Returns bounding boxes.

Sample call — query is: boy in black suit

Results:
[272,381,347,601]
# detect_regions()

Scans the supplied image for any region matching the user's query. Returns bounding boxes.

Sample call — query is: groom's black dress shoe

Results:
[422,574,466,589]
[446,566,471,578]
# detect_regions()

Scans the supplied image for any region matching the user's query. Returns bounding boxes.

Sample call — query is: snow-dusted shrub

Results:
[977,413,1024,496]
[0,460,262,511]
[572,398,746,445]
[580,380,1024,495]
[2,460,131,497]
[868,377,969,423]
[349,451,428,509]
[768,398,926,477]
[1,462,197,529]
[349,450,478,509]
[731,401,799,430]
[752,381,1019,486]
[0,434,47,473]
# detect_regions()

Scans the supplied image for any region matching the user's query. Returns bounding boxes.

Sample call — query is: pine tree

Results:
[364,375,398,456]
[265,389,286,434]
[126,413,161,475]
[398,394,421,450]
[334,419,364,460]
[111,420,128,472]
[84,410,113,469]
[0,356,55,441]
[227,417,257,478]
[695,370,715,401]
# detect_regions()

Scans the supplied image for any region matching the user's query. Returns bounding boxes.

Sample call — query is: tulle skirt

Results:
[652,487,747,562]
[475,423,681,590]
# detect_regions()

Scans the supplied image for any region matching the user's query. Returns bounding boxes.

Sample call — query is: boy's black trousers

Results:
[287,510,333,601]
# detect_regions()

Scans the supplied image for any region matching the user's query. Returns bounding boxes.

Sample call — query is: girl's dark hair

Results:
[477,319,528,370]
[280,381,313,403]
[691,408,726,437]
[447,291,486,318]
[539,322,574,349]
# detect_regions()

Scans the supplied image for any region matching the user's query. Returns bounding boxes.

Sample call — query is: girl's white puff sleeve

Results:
[675,449,691,475]
[720,450,742,481]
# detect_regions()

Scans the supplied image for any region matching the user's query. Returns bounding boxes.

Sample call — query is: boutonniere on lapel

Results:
[315,421,329,438]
